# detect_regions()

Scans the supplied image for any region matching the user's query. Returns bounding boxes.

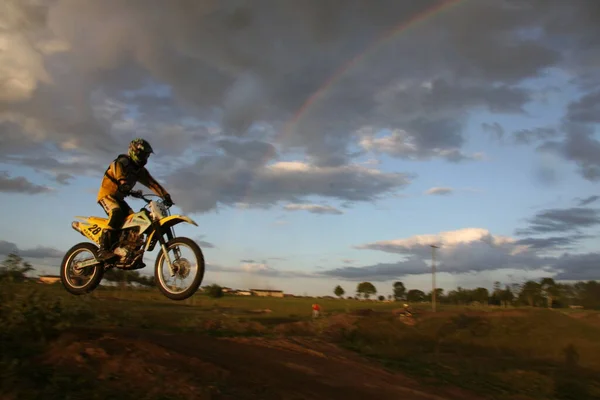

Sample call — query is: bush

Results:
[0,283,96,397]
[205,284,224,298]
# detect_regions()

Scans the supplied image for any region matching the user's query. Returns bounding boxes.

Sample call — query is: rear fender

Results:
[144,215,197,251]
[72,216,109,244]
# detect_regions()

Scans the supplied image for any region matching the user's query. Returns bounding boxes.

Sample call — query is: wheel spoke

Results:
[155,238,204,300]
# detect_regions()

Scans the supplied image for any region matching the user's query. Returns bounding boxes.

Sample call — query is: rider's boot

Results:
[97,229,118,261]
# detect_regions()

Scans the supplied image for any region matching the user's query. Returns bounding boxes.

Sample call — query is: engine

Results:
[113,229,144,260]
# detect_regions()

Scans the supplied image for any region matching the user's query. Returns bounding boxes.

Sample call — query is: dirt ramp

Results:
[42,328,480,400]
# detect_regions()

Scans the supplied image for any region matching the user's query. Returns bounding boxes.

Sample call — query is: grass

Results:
[2,281,600,399]
[338,310,600,399]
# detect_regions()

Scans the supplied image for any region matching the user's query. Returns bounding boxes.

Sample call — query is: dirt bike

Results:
[60,190,205,301]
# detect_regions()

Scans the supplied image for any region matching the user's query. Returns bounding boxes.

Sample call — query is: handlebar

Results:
[129,190,170,207]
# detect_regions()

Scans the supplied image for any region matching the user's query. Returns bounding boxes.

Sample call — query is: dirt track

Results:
[42,327,481,400]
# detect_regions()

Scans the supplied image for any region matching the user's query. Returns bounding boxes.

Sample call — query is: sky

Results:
[1,0,600,298]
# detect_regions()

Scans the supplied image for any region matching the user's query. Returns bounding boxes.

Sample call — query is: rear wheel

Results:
[60,242,105,295]
[154,236,205,301]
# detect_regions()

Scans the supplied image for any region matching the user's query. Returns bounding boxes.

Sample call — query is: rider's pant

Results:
[98,195,134,230]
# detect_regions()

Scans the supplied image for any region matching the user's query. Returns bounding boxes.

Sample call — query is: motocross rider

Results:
[96,138,173,261]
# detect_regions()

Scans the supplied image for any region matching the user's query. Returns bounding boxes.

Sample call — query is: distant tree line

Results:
[3,253,599,309]
[333,277,600,310]
[0,253,155,287]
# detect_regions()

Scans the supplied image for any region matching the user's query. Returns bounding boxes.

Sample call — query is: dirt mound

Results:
[40,327,481,400]
[43,330,227,399]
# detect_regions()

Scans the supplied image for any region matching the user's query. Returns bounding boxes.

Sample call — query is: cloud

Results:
[321,258,429,282]
[535,91,600,182]
[358,128,484,163]
[166,159,412,214]
[0,171,53,194]
[209,260,313,279]
[513,127,559,145]
[425,187,453,196]
[2,1,600,207]
[194,235,215,249]
[566,90,600,124]
[515,207,600,235]
[482,122,504,141]
[0,240,63,258]
[576,195,600,207]
[552,252,600,281]
[283,203,343,215]
[322,223,598,281]
[355,227,521,255]
[514,235,589,251]
[323,227,550,281]
[240,262,270,273]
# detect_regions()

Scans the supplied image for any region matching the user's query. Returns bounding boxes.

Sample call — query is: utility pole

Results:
[430,244,439,312]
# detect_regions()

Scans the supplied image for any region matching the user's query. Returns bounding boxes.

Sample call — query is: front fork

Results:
[156,223,179,277]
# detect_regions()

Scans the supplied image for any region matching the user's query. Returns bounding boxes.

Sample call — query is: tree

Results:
[0,253,34,282]
[472,287,490,304]
[574,281,600,309]
[205,284,224,298]
[356,282,377,299]
[490,281,503,306]
[540,277,559,308]
[406,289,425,302]
[378,295,385,301]
[426,288,445,303]
[519,280,543,307]
[334,285,345,298]
[499,285,514,307]
[393,281,406,301]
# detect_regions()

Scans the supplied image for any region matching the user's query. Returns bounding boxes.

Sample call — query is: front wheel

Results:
[154,236,205,301]
[60,242,105,295]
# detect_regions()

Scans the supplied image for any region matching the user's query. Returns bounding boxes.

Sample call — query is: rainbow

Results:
[236,0,467,212]
[281,0,467,138]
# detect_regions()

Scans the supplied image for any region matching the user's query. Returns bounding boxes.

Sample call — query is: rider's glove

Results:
[118,183,132,194]
[163,193,173,207]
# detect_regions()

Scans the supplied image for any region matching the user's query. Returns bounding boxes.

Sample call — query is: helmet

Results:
[128,138,153,166]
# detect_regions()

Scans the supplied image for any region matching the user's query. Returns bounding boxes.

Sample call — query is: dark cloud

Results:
[2,0,600,208]
[513,127,559,145]
[535,92,600,182]
[515,235,588,250]
[194,235,215,249]
[576,195,600,206]
[566,89,600,124]
[0,171,53,194]
[552,252,600,281]
[482,122,504,141]
[515,207,600,235]
[321,258,429,282]
[0,240,63,258]
[166,158,411,214]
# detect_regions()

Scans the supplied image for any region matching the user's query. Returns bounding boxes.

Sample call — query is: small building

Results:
[250,289,284,298]
[235,290,252,296]
[38,275,60,284]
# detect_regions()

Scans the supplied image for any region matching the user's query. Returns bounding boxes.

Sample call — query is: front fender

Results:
[159,214,197,228]
[144,215,197,251]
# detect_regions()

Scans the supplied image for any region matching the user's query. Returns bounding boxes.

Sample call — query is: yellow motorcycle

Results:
[60,190,205,301]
